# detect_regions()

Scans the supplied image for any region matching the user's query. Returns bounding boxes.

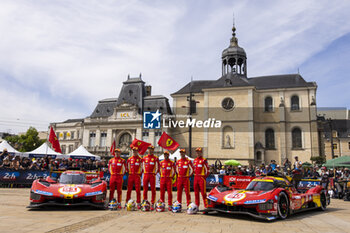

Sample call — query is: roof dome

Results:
[222,26,246,58]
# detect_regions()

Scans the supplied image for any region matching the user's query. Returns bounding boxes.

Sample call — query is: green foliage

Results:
[310,156,326,166]
[5,127,45,152]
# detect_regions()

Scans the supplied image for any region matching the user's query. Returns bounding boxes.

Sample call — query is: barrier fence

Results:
[0,168,225,190]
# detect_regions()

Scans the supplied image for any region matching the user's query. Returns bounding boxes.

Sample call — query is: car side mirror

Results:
[100,177,105,181]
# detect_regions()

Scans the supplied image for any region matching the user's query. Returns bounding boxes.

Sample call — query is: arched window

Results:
[265,128,275,149]
[118,133,132,147]
[292,128,302,149]
[264,97,273,112]
[291,95,300,111]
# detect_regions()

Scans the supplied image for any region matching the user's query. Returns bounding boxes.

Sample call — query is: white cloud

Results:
[1,0,350,133]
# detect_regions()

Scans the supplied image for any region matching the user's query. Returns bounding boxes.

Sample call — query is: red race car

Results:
[27,170,107,209]
[204,175,328,221]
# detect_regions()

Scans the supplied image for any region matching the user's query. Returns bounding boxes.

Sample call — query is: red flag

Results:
[157,132,179,151]
[48,127,62,153]
[110,140,116,156]
[130,138,151,155]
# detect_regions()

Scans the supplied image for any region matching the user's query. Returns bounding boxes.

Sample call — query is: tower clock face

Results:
[222,97,234,110]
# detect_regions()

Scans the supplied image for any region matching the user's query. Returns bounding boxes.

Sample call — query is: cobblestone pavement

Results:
[1,188,350,233]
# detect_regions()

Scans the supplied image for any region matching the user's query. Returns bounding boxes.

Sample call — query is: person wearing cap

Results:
[142,145,160,210]
[126,146,143,209]
[108,148,126,205]
[159,151,175,211]
[176,148,193,207]
[193,147,209,208]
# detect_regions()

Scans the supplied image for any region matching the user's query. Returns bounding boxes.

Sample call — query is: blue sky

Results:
[0,0,350,133]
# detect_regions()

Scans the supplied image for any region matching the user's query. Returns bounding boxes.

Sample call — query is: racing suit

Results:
[108,156,126,202]
[193,156,209,208]
[142,154,159,204]
[176,158,193,206]
[126,155,143,204]
[160,159,175,206]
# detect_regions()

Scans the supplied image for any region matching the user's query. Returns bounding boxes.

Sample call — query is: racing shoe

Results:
[137,203,141,210]
[150,204,155,211]
[168,206,172,211]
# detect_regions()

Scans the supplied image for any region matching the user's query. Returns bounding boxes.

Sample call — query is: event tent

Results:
[158,149,194,161]
[0,140,22,156]
[25,142,66,159]
[68,145,101,161]
[323,156,350,168]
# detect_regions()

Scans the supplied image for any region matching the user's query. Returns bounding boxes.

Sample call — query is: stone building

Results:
[171,24,320,165]
[51,74,172,158]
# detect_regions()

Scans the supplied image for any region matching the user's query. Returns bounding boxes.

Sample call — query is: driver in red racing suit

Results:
[108,148,126,205]
[126,146,143,208]
[142,145,159,210]
[176,149,193,207]
[193,147,209,208]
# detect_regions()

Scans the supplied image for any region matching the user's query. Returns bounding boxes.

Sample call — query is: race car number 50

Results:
[224,192,246,202]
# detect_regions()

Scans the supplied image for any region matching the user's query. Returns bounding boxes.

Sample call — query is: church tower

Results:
[221,21,247,77]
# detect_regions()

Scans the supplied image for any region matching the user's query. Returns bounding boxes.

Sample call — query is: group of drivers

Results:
[108,145,209,211]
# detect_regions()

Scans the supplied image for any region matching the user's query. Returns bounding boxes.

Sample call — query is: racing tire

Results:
[277,192,289,220]
[320,191,327,211]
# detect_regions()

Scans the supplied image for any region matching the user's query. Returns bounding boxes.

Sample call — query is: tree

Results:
[310,156,326,166]
[5,127,45,152]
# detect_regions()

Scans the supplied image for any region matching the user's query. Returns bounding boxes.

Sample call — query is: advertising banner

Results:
[223,175,255,189]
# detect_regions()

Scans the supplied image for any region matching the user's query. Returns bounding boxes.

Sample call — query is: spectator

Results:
[219,166,226,175]
[0,157,11,168]
[0,148,9,163]
[269,160,277,171]
[283,158,292,173]
[294,156,302,170]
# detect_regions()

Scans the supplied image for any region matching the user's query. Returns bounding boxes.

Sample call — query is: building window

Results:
[292,127,302,149]
[77,130,80,139]
[63,132,67,140]
[333,143,338,150]
[154,130,162,147]
[68,145,73,153]
[71,131,75,139]
[61,145,66,154]
[89,131,96,147]
[348,142,350,150]
[265,128,275,149]
[100,131,107,147]
[119,133,132,148]
[56,132,59,139]
[332,130,338,138]
[264,97,273,112]
[291,95,300,111]
[142,130,149,142]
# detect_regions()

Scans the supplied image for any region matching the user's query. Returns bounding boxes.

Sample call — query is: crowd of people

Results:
[0,148,109,171]
[1,146,349,202]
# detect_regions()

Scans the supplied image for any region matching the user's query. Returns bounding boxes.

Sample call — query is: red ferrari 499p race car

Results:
[28,170,107,209]
[204,175,328,221]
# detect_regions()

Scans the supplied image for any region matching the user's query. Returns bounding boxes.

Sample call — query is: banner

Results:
[223,175,255,189]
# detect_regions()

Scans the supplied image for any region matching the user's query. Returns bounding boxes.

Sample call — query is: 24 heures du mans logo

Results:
[143,110,221,129]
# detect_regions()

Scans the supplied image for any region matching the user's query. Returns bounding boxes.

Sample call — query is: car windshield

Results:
[246,181,275,191]
[59,173,86,184]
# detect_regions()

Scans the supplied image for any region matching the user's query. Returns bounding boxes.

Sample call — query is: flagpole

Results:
[45,125,50,159]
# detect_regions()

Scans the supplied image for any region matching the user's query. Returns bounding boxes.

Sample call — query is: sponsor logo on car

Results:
[208,195,218,202]
[58,185,81,195]
[85,191,103,197]
[35,190,53,196]
[244,199,266,204]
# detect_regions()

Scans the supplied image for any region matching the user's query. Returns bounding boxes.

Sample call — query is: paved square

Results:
[0,189,350,233]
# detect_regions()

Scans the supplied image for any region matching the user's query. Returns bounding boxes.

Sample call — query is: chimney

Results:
[145,85,152,96]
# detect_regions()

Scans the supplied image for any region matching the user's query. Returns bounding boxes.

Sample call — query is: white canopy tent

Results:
[68,145,101,161]
[0,140,22,156]
[25,142,66,159]
[158,149,194,161]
